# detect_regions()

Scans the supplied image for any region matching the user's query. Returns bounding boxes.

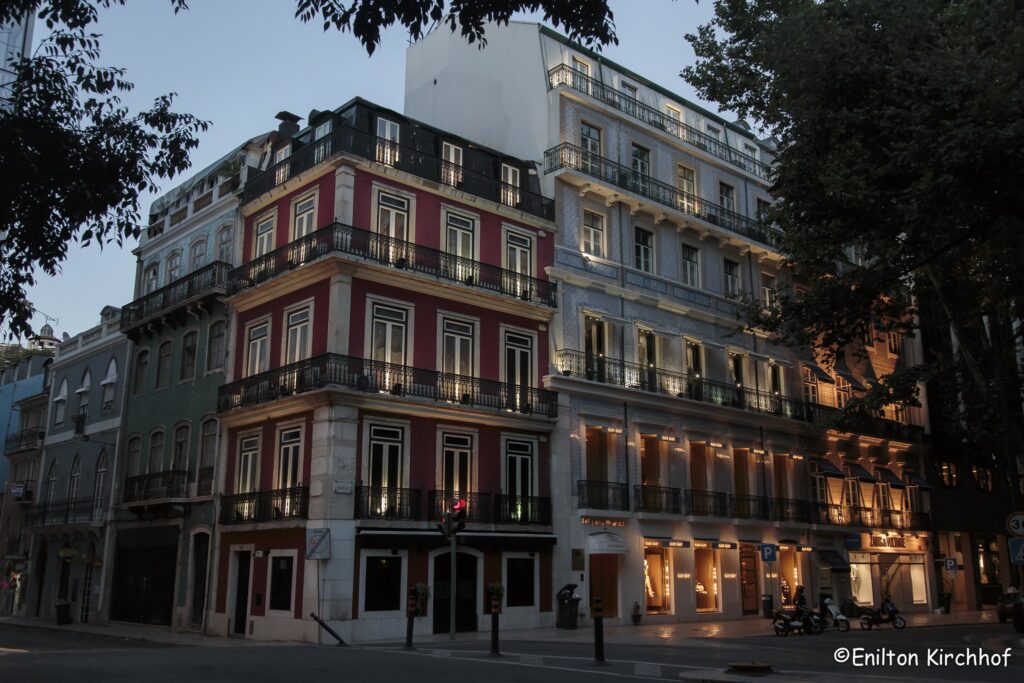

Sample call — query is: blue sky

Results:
[24,0,719,339]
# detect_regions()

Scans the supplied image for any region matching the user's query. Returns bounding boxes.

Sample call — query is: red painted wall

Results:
[242,172,336,259]
[224,411,315,495]
[214,528,306,620]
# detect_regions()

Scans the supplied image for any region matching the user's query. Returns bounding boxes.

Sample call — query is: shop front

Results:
[848,532,931,612]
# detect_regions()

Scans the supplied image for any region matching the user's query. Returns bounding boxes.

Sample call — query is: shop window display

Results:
[643,545,671,615]
[850,552,874,605]
[693,545,718,612]
[777,547,800,606]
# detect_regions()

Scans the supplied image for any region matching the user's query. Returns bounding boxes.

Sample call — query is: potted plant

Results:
[487,582,504,613]
[414,583,429,616]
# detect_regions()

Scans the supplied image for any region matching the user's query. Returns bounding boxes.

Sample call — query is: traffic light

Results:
[452,498,468,534]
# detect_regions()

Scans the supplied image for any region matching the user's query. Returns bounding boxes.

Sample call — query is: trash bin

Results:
[55,602,72,625]
[557,583,581,629]
[761,594,774,619]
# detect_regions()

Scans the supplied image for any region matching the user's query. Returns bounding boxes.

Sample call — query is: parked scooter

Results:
[773,607,823,635]
[823,597,850,632]
[860,596,906,630]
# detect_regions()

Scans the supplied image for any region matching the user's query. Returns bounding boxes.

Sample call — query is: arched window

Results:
[148,431,165,474]
[53,379,68,426]
[206,321,226,373]
[76,369,91,418]
[190,239,207,271]
[156,341,172,389]
[126,437,142,477]
[198,419,217,495]
[94,451,108,513]
[217,226,233,263]
[133,350,149,394]
[101,358,118,412]
[166,251,182,281]
[68,456,81,505]
[173,424,190,471]
[180,331,198,381]
[45,461,58,507]
[144,264,159,293]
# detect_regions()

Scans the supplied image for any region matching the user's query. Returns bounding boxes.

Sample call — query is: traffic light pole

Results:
[450,516,457,641]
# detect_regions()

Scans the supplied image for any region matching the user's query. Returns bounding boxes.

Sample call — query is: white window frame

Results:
[190,239,207,272]
[265,548,299,616]
[634,226,654,273]
[502,225,535,280]
[436,311,480,380]
[253,213,276,258]
[680,242,700,288]
[501,551,540,610]
[500,163,520,207]
[499,433,540,497]
[723,259,741,297]
[236,432,261,494]
[371,183,416,246]
[281,301,314,366]
[245,318,271,378]
[441,141,464,186]
[274,422,304,490]
[359,549,408,618]
[360,418,411,489]
[434,427,479,494]
[291,192,317,241]
[581,210,606,258]
[362,294,415,367]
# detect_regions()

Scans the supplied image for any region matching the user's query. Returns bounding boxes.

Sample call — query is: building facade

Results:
[22,307,129,625]
[209,98,559,642]
[0,8,33,108]
[406,22,935,623]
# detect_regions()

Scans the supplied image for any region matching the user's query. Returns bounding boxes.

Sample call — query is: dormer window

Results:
[76,369,91,418]
[273,146,290,185]
[314,120,332,163]
[442,142,463,186]
[500,164,520,207]
[376,117,400,166]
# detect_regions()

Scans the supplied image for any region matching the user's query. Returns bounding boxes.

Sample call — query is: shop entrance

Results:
[110,526,178,625]
[433,552,478,633]
[739,544,760,615]
[232,551,251,635]
[589,554,619,617]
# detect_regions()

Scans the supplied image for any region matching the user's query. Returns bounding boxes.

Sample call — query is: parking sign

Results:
[760,544,778,563]
[944,557,957,574]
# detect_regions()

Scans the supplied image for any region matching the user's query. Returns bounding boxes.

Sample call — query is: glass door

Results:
[504,332,533,413]
[370,304,407,392]
[442,319,474,402]
[369,427,403,516]
[584,316,605,381]
[376,192,409,264]
[445,213,474,282]
[505,232,532,297]
[442,434,471,497]
[505,440,534,521]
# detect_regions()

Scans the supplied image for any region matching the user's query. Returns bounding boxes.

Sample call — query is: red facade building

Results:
[208,99,558,641]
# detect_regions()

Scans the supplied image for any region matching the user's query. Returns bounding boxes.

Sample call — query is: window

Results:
[253,217,274,258]
[580,122,601,173]
[972,465,994,492]
[505,231,533,283]
[237,436,259,493]
[166,252,182,282]
[364,555,402,612]
[156,341,172,389]
[886,331,901,356]
[504,439,534,502]
[133,350,149,394]
[101,358,117,412]
[144,264,159,293]
[148,431,165,474]
[676,165,695,213]
[801,367,818,404]
[94,452,107,511]
[68,456,81,505]
[723,259,740,297]
[506,556,535,608]
[217,226,233,263]
[718,182,735,213]
[686,340,703,377]
[441,433,472,495]
[284,308,311,365]
[441,318,474,379]
[206,321,225,372]
[835,375,851,409]
[444,212,474,280]
[190,239,207,271]
[634,227,654,273]
[173,424,189,470]
[76,369,91,418]
[45,462,57,506]
[503,333,534,412]
[761,274,776,308]
[273,146,290,185]
[582,211,605,258]
[744,144,758,160]
[441,142,463,186]
[861,322,875,349]
[644,545,671,615]
[666,104,682,122]
[705,124,721,140]
[198,419,216,495]
[631,144,650,193]
[769,362,783,395]
[680,244,699,287]
[936,460,958,487]
[246,322,269,377]
[376,117,400,166]
[53,379,67,426]
[693,544,719,612]
[370,304,407,368]
[376,192,409,259]
[500,163,520,207]
[292,195,315,240]
[756,198,771,221]
[277,428,301,490]
[729,353,744,387]
[269,555,294,611]
[621,81,638,99]
[126,437,142,477]
[180,331,198,381]
[367,425,404,501]
[313,120,332,163]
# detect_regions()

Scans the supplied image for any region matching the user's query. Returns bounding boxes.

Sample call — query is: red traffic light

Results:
[452,498,468,519]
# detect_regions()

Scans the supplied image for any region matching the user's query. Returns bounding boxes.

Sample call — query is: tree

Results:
[684,1,1024,495]
[0,0,616,339]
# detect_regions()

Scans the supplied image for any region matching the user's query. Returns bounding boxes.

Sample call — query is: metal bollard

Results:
[490,594,501,657]
[405,589,416,650]
[593,596,607,665]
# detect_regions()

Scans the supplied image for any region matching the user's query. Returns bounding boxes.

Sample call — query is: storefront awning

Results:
[904,471,932,490]
[817,549,851,573]
[833,354,867,391]
[812,457,845,478]
[796,348,836,384]
[876,467,906,489]
[846,463,876,482]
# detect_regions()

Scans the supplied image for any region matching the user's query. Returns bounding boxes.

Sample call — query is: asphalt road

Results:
[1,621,1022,682]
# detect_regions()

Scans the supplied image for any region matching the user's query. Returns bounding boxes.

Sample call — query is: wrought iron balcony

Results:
[228,221,556,307]
[219,487,309,524]
[5,427,44,454]
[427,490,491,522]
[494,494,551,525]
[544,142,781,248]
[577,480,630,511]
[809,502,928,530]
[771,498,810,523]
[120,261,230,335]
[730,494,770,520]
[548,64,772,181]
[685,489,729,516]
[123,469,190,503]
[635,485,682,513]
[244,125,554,221]
[218,353,558,418]
[10,479,34,504]
[355,486,422,521]
[23,498,106,526]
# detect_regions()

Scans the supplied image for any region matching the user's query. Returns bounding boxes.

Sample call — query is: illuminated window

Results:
[835,375,851,409]
[935,460,957,487]
[693,545,719,612]
[644,545,672,615]
[971,465,993,492]
[801,367,818,404]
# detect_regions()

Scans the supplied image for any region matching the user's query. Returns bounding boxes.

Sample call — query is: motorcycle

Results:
[773,604,824,636]
[823,597,850,632]
[860,596,906,630]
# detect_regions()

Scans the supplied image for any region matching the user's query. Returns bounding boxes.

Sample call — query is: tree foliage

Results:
[684,1,1024,472]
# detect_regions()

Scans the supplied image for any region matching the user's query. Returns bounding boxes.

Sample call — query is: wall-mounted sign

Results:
[868,534,907,549]
[588,531,629,554]
[582,517,626,527]
[709,441,725,448]
[644,538,690,548]
[693,540,737,550]
[778,544,813,552]
[752,448,766,455]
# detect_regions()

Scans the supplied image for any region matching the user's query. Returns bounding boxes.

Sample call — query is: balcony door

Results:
[631,144,650,194]
[584,316,606,381]
[370,304,408,391]
[237,437,259,494]
[276,429,301,490]
[442,433,472,497]
[505,232,533,297]
[689,442,708,491]
[503,331,533,412]
[637,329,657,391]
[376,118,400,166]
[504,439,535,521]
[246,322,269,377]
[442,318,474,401]
[368,426,403,516]
[441,142,463,186]
[376,192,409,264]
[444,213,474,282]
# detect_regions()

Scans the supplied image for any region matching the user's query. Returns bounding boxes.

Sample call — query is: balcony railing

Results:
[244,125,554,221]
[685,489,729,517]
[218,353,558,418]
[10,479,35,503]
[123,470,190,503]
[548,64,772,181]
[196,466,214,497]
[635,485,682,513]
[355,486,422,521]
[494,494,552,524]
[5,427,44,453]
[577,480,630,511]
[555,349,924,443]
[809,502,928,530]
[228,221,556,307]
[24,498,106,526]
[120,261,230,333]
[428,490,491,522]
[730,494,770,520]
[219,487,309,524]
[544,142,781,248]
[771,498,810,523]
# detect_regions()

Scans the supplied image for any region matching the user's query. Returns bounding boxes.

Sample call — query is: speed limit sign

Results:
[1007,512,1024,538]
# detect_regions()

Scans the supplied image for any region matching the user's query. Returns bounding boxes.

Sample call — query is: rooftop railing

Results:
[120,261,230,333]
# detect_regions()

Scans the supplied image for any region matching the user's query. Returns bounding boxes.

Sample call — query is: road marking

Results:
[0,648,30,656]
[633,663,660,676]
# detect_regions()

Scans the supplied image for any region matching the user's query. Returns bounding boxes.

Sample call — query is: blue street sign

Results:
[944,557,957,573]
[760,544,778,563]
[1009,538,1024,566]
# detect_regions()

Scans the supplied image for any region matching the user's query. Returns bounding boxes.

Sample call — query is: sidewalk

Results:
[0,616,274,648]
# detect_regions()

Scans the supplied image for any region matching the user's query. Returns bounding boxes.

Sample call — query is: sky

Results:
[23,0,721,339]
